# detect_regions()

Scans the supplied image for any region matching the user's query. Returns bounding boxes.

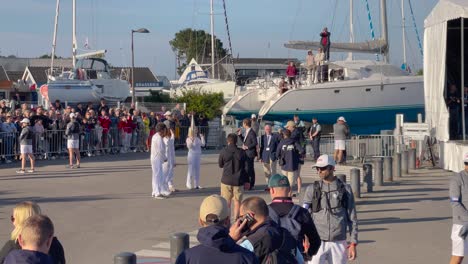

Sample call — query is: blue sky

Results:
[0,0,437,79]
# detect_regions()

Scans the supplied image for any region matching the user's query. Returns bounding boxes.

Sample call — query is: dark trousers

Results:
[245,156,256,188]
[311,138,320,160]
[449,107,460,140]
[321,44,330,60]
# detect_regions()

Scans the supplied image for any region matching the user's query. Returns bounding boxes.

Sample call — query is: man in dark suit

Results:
[238,118,258,190]
[259,125,279,191]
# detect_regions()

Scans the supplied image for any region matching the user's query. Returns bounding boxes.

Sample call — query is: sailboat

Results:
[171,0,237,102]
[39,0,130,106]
[257,0,425,134]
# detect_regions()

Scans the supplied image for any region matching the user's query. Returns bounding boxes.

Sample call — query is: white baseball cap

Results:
[338,116,346,122]
[463,153,468,163]
[164,111,172,116]
[20,118,30,124]
[69,113,76,119]
[251,114,257,118]
[312,154,336,168]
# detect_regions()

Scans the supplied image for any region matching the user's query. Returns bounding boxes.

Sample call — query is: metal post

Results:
[374,158,383,186]
[350,168,361,199]
[462,17,465,140]
[383,156,393,182]
[401,150,409,175]
[131,31,135,106]
[393,152,402,179]
[336,174,346,183]
[170,233,189,264]
[114,252,136,264]
[363,163,373,192]
[408,148,416,170]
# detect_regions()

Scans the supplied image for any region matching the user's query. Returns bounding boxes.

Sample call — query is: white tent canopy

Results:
[424,0,468,142]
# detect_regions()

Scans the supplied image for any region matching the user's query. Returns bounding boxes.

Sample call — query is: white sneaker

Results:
[161,191,171,197]
[153,195,166,200]
[169,186,176,192]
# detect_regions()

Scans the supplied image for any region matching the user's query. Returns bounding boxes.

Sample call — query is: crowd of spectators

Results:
[0,99,210,164]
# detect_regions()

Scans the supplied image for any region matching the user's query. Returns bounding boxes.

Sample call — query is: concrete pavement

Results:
[0,152,455,263]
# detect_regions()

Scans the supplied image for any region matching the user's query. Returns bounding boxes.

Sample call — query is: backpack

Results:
[262,229,298,264]
[72,122,80,134]
[311,178,348,213]
[268,205,302,242]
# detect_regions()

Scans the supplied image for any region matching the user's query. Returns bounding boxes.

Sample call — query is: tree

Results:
[144,90,173,103]
[169,28,227,75]
[175,90,224,120]
[38,54,61,59]
[416,69,423,76]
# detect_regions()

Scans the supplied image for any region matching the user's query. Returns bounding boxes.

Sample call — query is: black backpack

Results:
[311,178,348,213]
[262,229,298,264]
[268,205,302,242]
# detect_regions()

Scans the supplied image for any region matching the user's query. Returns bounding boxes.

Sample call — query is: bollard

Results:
[362,163,373,192]
[383,156,393,182]
[374,158,383,186]
[393,153,402,179]
[401,150,409,175]
[114,252,136,264]
[336,174,346,183]
[350,168,361,199]
[408,148,416,170]
[170,233,189,264]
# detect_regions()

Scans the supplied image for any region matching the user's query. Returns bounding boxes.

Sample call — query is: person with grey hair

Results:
[333,116,349,164]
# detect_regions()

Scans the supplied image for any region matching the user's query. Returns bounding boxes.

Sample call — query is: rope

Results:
[408,0,424,57]
[363,0,379,61]
[222,0,235,81]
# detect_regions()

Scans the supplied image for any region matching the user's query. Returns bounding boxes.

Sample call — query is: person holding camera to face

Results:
[176,195,258,264]
[230,196,300,263]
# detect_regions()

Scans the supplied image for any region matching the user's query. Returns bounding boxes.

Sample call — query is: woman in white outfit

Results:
[186,127,205,189]
[163,128,176,192]
[151,123,170,199]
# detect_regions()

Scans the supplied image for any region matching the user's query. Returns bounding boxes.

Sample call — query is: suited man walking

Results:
[238,118,258,190]
[259,125,279,190]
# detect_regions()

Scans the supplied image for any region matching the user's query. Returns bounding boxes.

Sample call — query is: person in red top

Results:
[118,116,133,153]
[320,27,331,61]
[98,110,111,151]
[286,61,298,88]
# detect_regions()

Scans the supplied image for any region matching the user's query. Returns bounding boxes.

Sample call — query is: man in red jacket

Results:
[98,110,111,151]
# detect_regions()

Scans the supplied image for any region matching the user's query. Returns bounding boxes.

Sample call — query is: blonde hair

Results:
[188,127,194,138]
[10,201,42,241]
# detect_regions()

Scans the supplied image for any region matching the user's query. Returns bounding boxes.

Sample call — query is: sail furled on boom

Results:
[284,39,387,54]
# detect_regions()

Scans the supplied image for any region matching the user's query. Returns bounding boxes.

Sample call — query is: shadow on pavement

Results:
[359,216,450,225]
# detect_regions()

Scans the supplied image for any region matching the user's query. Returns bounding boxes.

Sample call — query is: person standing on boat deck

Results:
[333,117,349,165]
[186,127,205,189]
[279,76,288,95]
[306,50,316,85]
[238,118,258,190]
[446,84,461,140]
[320,27,331,61]
[315,48,326,83]
[151,123,170,199]
[309,117,322,160]
[286,61,298,88]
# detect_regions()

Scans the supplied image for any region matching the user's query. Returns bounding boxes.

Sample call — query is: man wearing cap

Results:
[65,113,81,169]
[259,125,280,188]
[268,174,321,260]
[238,118,258,190]
[333,117,349,164]
[163,111,175,131]
[302,154,358,264]
[17,118,35,174]
[449,153,468,264]
[309,117,322,160]
[176,195,258,264]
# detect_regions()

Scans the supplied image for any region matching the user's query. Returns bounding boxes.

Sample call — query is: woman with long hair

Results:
[0,201,65,263]
[186,127,205,189]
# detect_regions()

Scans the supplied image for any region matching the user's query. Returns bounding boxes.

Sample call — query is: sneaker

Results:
[169,186,177,193]
[75,164,80,168]
[195,186,203,190]
[66,165,74,169]
[16,169,25,174]
[161,191,171,197]
[87,152,92,157]
[26,169,35,173]
[153,195,166,200]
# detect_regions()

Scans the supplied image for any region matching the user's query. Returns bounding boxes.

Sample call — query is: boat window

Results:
[365,88,371,92]
[334,90,340,93]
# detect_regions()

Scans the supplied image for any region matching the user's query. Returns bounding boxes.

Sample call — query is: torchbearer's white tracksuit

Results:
[151,133,169,196]
[163,133,176,189]
[186,136,205,189]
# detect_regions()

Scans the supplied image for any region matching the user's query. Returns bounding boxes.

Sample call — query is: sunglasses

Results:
[316,166,330,172]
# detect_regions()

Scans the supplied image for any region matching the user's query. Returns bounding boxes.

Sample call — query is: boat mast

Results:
[72,0,77,68]
[401,0,407,70]
[381,0,389,63]
[210,0,215,78]
[348,0,354,61]
[50,0,60,75]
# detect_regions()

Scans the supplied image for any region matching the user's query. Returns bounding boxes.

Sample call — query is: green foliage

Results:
[169,28,227,75]
[38,54,61,59]
[416,69,423,76]
[144,90,173,103]
[175,90,224,120]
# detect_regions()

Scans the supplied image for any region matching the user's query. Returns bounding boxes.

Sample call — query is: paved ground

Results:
[0,152,454,263]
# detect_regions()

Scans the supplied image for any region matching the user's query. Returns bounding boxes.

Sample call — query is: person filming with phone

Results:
[229,196,300,263]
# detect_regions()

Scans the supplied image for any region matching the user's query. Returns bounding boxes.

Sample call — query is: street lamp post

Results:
[131,28,150,107]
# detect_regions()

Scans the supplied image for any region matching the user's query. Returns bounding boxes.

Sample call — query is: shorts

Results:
[452,224,468,256]
[220,183,243,202]
[334,140,346,150]
[67,139,79,149]
[310,240,347,264]
[20,145,33,154]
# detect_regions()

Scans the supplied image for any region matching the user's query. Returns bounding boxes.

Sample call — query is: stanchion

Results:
[114,252,136,264]
[350,168,361,199]
[408,148,416,170]
[170,233,189,264]
[393,153,402,179]
[384,156,393,182]
[374,158,383,186]
[362,163,373,192]
[336,174,346,183]
[401,150,409,175]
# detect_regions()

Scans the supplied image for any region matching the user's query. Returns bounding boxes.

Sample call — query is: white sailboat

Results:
[257,0,424,134]
[39,0,130,106]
